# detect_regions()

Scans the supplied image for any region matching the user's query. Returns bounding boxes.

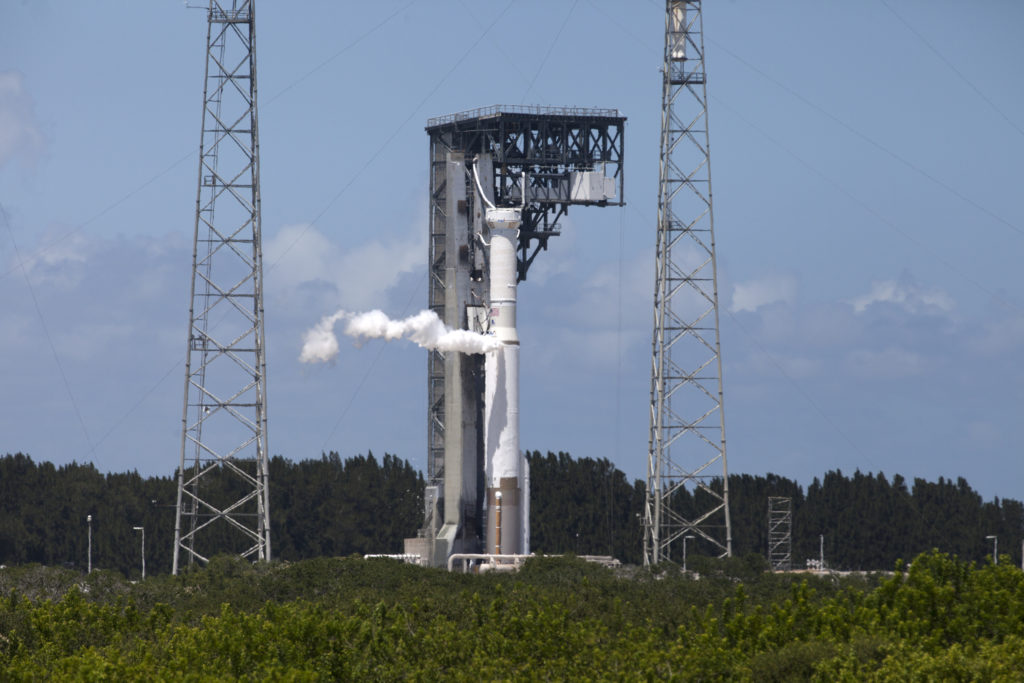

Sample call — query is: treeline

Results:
[726,470,1024,570]
[0,452,422,577]
[527,452,1024,569]
[2,451,1022,574]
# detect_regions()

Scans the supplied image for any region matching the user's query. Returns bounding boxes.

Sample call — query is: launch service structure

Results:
[645,0,732,565]
[407,105,626,568]
[173,0,271,574]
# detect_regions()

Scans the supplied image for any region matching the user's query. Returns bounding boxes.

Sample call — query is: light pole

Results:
[132,526,146,580]
[683,535,695,573]
[819,534,825,572]
[86,514,92,573]
[986,535,998,565]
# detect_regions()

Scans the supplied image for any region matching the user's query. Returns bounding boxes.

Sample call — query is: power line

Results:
[878,0,1024,142]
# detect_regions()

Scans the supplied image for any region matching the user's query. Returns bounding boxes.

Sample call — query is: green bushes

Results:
[2,551,1024,679]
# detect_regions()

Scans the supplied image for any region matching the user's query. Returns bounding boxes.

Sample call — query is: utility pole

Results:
[683,535,695,573]
[986,535,998,565]
[174,0,270,574]
[133,526,146,580]
[86,514,92,573]
[645,0,732,566]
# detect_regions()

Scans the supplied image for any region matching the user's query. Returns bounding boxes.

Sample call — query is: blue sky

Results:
[1,1,1022,502]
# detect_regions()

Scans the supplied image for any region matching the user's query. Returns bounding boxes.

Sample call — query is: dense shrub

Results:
[2,551,1023,679]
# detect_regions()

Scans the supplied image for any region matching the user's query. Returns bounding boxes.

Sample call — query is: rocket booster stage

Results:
[483,208,528,556]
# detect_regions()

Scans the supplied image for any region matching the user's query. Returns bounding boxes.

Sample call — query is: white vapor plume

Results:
[299,309,501,363]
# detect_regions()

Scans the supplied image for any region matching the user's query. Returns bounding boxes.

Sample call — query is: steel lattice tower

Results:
[173,0,270,574]
[768,496,792,571]
[645,0,731,565]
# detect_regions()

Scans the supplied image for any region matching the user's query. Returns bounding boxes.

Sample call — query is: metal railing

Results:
[427,104,622,128]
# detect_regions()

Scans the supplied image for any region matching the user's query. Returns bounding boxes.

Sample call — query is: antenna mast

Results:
[173,0,270,574]
[645,0,732,565]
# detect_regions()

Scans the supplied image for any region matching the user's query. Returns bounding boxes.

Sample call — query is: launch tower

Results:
[644,0,732,565]
[409,105,625,567]
[173,0,270,574]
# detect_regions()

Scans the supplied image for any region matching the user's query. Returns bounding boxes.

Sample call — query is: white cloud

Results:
[849,278,953,315]
[264,221,425,311]
[4,231,96,291]
[730,274,797,313]
[0,71,44,169]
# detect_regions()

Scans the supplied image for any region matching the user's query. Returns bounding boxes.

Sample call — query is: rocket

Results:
[477,163,529,556]
[483,207,523,555]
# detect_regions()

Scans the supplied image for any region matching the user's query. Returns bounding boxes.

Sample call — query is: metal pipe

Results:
[472,162,496,210]
[445,553,620,573]
[494,492,503,554]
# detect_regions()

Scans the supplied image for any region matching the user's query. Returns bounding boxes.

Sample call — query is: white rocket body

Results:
[483,213,527,555]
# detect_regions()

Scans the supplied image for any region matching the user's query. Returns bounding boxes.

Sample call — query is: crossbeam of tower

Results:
[645,0,732,565]
[173,0,270,574]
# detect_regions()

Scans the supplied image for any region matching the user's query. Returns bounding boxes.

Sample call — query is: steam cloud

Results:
[300,309,500,363]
